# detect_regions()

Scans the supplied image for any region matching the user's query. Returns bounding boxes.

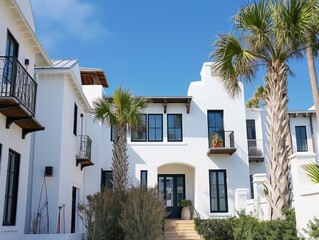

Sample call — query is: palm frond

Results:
[211,34,257,97]
[235,0,273,52]
[92,98,115,125]
[303,162,319,184]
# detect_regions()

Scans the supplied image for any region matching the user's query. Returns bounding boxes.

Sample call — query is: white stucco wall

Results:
[0,115,32,239]
[30,66,92,234]
[0,1,37,78]
[0,1,42,239]
[101,62,250,219]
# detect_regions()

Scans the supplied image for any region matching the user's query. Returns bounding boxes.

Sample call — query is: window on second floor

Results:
[131,114,147,142]
[208,111,224,146]
[246,119,257,148]
[148,114,163,142]
[131,114,163,142]
[295,126,308,152]
[167,114,182,142]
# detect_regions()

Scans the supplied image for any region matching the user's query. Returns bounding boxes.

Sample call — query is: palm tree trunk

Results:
[306,47,319,134]
[265,60,291,220]
[112,125,129,190]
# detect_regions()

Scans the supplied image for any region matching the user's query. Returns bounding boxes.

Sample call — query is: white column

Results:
[253,173,267,220]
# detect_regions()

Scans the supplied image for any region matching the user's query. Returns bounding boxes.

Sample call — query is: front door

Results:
[158,174,185,218]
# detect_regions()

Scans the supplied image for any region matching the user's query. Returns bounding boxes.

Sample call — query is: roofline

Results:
[35,59,78,69]
[35,68,91,113]
[12,0,51,66]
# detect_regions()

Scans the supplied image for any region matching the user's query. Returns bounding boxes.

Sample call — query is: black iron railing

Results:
[77,135,92,160]
[209,130,235,148]
[247,139,264,159]
[0,56,37,115]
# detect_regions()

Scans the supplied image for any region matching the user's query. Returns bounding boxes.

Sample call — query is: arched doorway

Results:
[158,163,195,218]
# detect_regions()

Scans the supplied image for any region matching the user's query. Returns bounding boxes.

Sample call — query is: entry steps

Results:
[163,219,202,240]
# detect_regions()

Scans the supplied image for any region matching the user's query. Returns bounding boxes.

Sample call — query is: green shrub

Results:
[120,186,166,240]
[180,199,192,207]
[78,189,126,240]
[79,186,166,240]
[195,210,300,240]
[195,217,236,240]
[303,217,319,239]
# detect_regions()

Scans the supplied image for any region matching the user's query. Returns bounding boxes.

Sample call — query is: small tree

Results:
[92,87,147,190]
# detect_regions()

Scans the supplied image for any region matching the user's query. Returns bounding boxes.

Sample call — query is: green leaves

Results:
[92,87,148,127]
[303,162,319,184]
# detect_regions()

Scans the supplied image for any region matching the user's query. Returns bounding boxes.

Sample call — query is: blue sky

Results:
[30,0,317,110]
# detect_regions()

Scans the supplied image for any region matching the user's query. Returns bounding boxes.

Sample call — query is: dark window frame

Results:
[101,170,113,190]
[295,126,308,152]
[6,30,19,58]
[110,125,115,142]
[140,170,148,187]
[207,110,224,146]
[73,103,78,136]
[3,149,20,226]
[209,169,228,213]
[131,114,147,142]
[167,114,183,142]
[148,114,163,142]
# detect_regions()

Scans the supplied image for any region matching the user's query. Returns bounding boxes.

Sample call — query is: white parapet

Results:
[289,152,319,238]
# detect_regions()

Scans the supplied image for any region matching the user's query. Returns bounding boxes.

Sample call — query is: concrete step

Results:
[163,219,202,240]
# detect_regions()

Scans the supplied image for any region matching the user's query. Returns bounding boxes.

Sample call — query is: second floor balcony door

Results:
[2,31,19,96]
[208,111,224,146]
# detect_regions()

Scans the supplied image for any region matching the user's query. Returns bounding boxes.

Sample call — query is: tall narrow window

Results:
[2,31,19,96]
[111,126,116,141]
[0,144,2,173]
[208,111,224,146]
[101,170,113,189]
[246,120,256,148]
[295,126,308,152]
[131,114,147,142]
[250,175,254,199]
[167,114,182,142]
[73,103,78,136]
[71,186,77,233]
[209,170,228,213]
[148,114,163,142]
[140,170,148,187]
[3,150,20,226]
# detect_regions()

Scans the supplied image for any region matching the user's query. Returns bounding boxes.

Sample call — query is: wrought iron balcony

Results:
[207,130,237,155]
[0,56,44,138]
[248,139,264,162]
[76,135,93,169]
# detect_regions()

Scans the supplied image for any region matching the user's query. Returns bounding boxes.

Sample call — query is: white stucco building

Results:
[0,1,51,239]
[1,0,319,239]
[24,60,108,238]
[100,62,250,219]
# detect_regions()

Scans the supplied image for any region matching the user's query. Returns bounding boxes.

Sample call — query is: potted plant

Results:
[212,133,223,148]
[180,199,192,220]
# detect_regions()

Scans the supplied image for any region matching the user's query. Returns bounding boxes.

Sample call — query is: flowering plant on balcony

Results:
[212,133,223,148]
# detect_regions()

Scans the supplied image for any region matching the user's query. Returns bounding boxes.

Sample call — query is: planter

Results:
[181,206,192,220]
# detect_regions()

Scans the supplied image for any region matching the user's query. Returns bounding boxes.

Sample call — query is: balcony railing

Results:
[248,139,264,162]
[76,135,93,169]
[207,130,237,155]
[0,56,37,115]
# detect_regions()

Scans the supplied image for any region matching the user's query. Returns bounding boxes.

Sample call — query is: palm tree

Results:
[277,0,319,129]
[92,87,147,190]
[246,85,266,108]
[211,0,314,219]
